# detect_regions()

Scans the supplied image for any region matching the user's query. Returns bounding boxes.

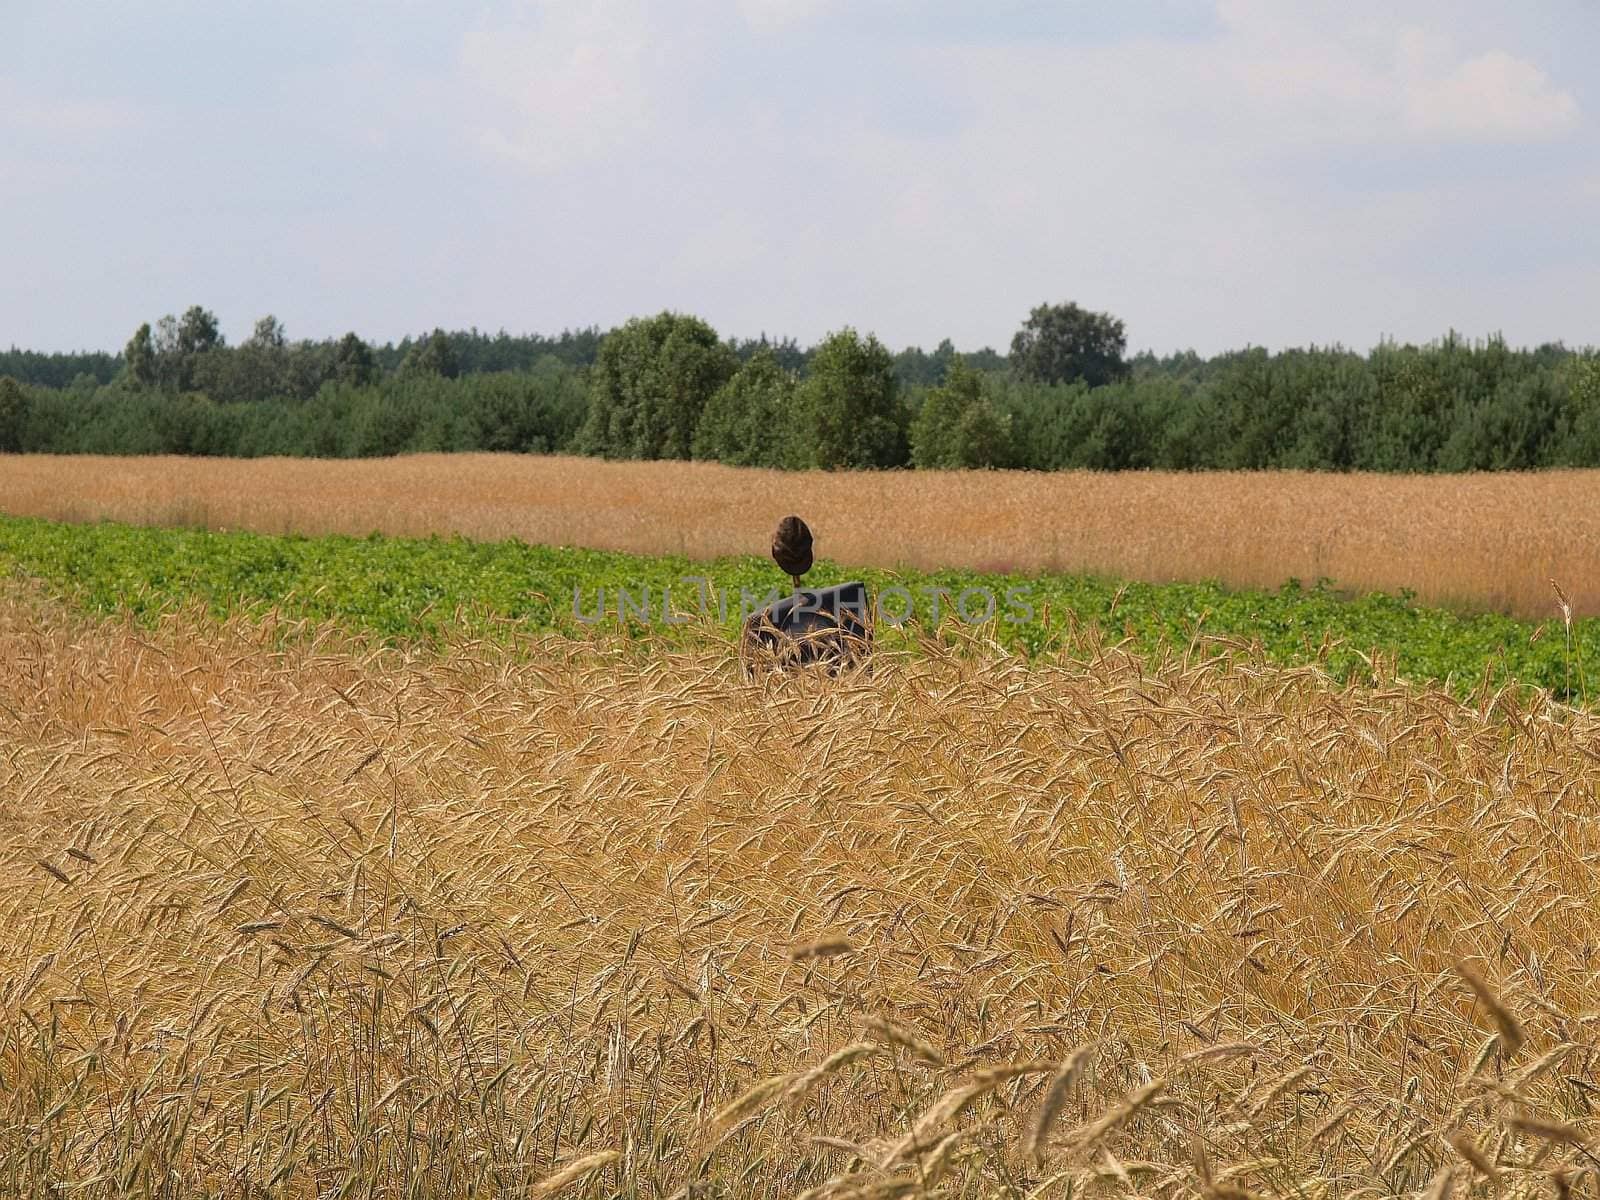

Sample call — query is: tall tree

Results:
[692,348,804,468]
[910,359,1011,468]
[123,322,157,388]
[177,305,224,357]
[1010,301,1129,387]
[0,377,25,451]
[145,305,224,392]
[246,315,286,349]
[212,313,293,403]
[334,332,378,387]
[579,312,737,460]
[401,329,460,379]
[797,328,907,469]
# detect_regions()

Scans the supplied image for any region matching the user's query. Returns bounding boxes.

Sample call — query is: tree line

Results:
[2,302,1597,471]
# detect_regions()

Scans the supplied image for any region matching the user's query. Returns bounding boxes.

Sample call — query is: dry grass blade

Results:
[1514,1043,1577,1090]
[35,859,72,887]
[701,1073,797,1155]
[918,1128,972,1186]
[810,1135,872,1160]
[1022,1043,1096,1164]
[1064,1079,1167,1149]
[1248,1064,1317,1116]
[856,1015,945,1066]
[1454,959,1525,1057]
[1309,1102,1356,1145]
[1181,1041,1259,1065]
[1193,1138,1264,1200]
[1507,1115,1587,1146]
[791,936,856,961]
[528,1149,621,1198]
[1552,579,1574,625]
[886,1065,1053,1164]
[1446,1132,1501,1182]
[1419,1165,1454,1200]
[784,1042,882,1101]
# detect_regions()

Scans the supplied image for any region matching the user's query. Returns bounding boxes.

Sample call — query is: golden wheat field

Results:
[3,453,1599,617]
[4,586,1600,1199]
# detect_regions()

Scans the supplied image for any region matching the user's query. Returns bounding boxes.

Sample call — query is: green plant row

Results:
[0,513,1592,701]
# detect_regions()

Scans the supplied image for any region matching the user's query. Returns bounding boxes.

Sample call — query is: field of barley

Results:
[2,453,1599,616]
[5,585,1600,1199]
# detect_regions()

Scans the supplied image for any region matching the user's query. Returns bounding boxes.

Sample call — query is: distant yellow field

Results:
[4,596,1599,1196]
[2,453,1596,618]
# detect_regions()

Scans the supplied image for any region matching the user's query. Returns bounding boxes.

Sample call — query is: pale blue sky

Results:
[4,1,1596,355]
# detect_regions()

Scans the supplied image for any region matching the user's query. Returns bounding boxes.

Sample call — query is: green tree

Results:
[892,337,959,388]
[578,312,737,460]
[146,305,224,392]
[911,360,1012,468]
[1010,301,1129,387]
[123,322,157,388]
[797,328,907,469]
[401,329,460,379]
[1552,355,1600,465]
[691,349,804,467]
[212,314,291,403]
[246,315,286,350]
[953,399,1012,468]
[152,314,181,388]
[0,377,26,451]
[0,348,118,388]
[1207,348,1291,468]
[1437,373,1563,471]
[911,362,966,468]
[1362,342,1454,471]
[177,305,223,357]
[334,332,378,387]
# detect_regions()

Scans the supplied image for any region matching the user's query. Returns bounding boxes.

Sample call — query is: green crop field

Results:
[2,513,1592,702]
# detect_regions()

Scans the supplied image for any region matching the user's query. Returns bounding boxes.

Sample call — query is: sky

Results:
[3,0,1597,356]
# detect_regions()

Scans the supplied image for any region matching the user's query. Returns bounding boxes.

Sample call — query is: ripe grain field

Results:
[2,453,1599,617]
[5,593,1600,1198]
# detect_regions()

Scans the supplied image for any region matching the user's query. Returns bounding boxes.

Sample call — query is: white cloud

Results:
[734,0,836,34]
[0,78,143,136]
[1207,5,1580,147]
[1401,46,1578,140]
[459,1,677,171]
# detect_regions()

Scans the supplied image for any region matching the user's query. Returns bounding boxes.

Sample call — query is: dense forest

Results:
[2,303,1597,471]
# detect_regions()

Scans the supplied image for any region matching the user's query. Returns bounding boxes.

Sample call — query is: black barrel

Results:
[740,581,873,677]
